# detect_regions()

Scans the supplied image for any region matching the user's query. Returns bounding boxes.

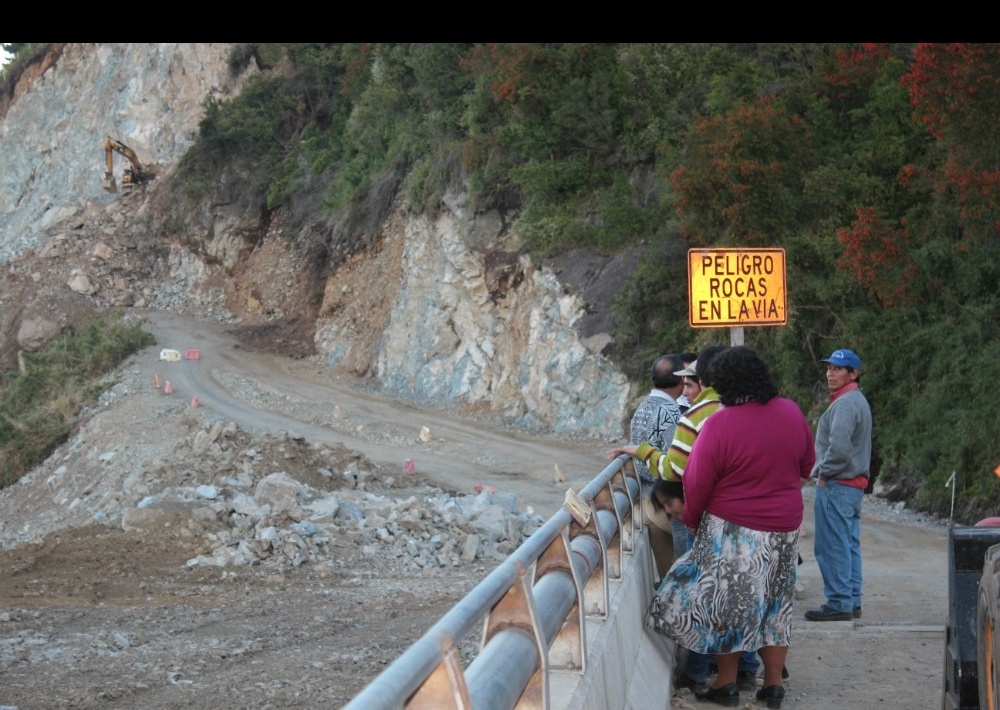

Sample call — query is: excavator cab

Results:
[102,135,144,194]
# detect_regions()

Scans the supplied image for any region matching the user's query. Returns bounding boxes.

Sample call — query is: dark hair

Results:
[682,352,697,365]
[650,479,684,513]
[650,354,684,389]
[707,346,778,406]
[695,344,728,387]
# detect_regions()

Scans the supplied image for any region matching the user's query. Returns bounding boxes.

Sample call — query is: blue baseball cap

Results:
[820,349,861,370]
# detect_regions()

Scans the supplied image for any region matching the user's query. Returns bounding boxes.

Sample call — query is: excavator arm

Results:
[102,136,145,193]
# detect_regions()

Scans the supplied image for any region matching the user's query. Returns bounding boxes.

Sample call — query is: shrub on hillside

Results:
[0,313,154,488]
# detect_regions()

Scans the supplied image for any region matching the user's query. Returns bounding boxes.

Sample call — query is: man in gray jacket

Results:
[805,348,873,621]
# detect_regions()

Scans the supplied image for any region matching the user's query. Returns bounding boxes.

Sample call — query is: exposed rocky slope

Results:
[0,43,634,440]
[0,44,236,260]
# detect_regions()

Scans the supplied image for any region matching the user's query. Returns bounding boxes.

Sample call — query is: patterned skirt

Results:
[645,512,799,654]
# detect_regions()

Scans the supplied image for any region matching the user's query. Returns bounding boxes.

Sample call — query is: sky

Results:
[1,46,11,67]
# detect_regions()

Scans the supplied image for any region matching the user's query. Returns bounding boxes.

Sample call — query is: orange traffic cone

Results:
[153,373,161,389]
[403,458,416,474]
[164,380,173,395]
[191,396,199,408]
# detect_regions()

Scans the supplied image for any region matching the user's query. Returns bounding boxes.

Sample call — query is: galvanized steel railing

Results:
[343,455,641,710]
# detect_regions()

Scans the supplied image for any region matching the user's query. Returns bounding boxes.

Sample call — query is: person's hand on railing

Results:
[606,445,638,460]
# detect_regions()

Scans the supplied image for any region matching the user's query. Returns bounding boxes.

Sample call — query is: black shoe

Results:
[804,605,853,621]
[675,673,707,691]
[756,684,785,709]
[694,682,739,707]
[853,606,862,619]
[736,670,757,692]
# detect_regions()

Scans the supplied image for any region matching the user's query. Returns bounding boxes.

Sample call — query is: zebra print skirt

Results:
[645,512,799,654]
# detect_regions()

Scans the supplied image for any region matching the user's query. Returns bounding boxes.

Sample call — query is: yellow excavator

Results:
[101,136,146,193]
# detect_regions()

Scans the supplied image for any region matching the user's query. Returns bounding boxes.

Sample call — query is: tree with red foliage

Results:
[822,43,892,106]
[836,206,918,307]
[670,98,816,247]
[902,43,1000,243]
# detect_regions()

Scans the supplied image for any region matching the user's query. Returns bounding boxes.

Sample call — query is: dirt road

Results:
[0,311,950,709]
[779,494,947,710]
[146,309,604,514]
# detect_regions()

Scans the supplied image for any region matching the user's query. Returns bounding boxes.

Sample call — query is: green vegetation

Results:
[0,313,154,488]
[177,43,474,243]
[1,43,53,104]
[165,43,1000,521]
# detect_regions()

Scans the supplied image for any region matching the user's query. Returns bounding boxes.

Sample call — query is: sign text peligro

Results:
[687,248,787,327]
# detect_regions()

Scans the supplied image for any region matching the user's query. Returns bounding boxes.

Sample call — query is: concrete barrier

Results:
[554,528,677,710]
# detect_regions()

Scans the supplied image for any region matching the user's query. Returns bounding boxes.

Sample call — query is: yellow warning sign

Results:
[688,248,787,327]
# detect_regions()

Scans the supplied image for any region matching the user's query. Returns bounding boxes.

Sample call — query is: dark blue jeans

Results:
[814,482,864,613]
[684,648,760,681]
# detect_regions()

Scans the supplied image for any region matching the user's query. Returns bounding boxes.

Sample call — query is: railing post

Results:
[607,464,635,553]
[481,564,548,710]
[534,528,586,672]
[406,641,471,709]
[569,498,608,617]
[592,484,622,580]
[622,457,642,536]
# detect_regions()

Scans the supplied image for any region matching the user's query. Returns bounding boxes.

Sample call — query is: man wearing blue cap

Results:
[805,349,873,622]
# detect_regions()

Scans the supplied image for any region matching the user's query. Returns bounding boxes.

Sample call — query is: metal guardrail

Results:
[343,455,641,710]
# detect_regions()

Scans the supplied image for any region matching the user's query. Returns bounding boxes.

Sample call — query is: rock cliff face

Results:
[0,43,235,260]
[0,43,630,437]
